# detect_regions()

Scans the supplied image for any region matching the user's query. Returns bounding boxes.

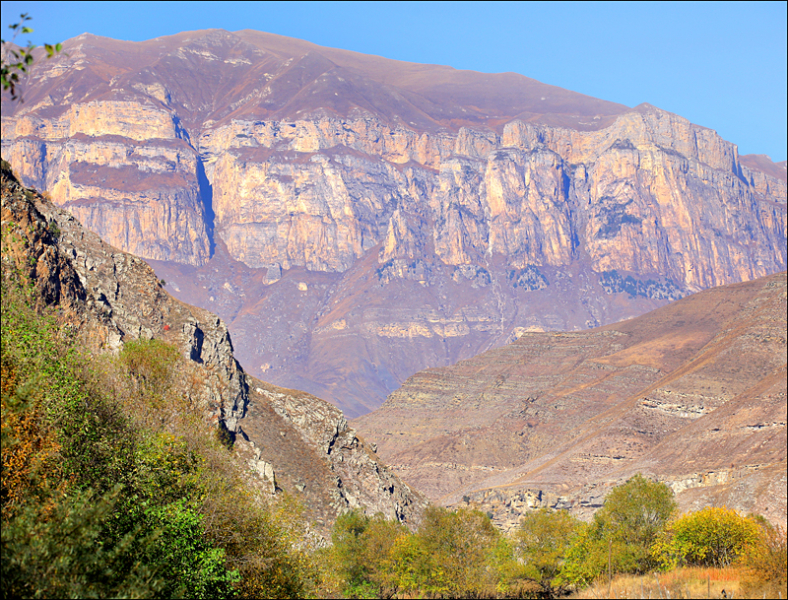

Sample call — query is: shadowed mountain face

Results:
[354,272,788,529]
[2,29,786,416]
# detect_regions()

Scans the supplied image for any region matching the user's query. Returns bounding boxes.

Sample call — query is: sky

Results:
[2,1,786,160]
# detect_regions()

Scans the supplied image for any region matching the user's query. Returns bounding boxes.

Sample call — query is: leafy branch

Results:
[1,13,63,102]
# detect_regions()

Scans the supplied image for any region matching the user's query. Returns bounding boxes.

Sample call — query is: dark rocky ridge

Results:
[1,160,426,531]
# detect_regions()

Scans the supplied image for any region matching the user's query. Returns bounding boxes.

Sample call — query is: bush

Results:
[1,273,310,598]
[120,338,180,398]
[1,485,160,599]
[652,507,762,569]
[741,523,787,597]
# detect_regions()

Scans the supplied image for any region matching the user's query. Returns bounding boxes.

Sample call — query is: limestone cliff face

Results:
[196,109,785,290]
[6,106,784,285]
[2,29,786,415]
[2,114,209,266]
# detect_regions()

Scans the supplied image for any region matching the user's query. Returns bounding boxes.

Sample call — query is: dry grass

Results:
[569,566,786,599]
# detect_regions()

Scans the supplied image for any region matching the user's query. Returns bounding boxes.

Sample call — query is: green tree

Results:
[387,533,432,597]
[1,13,62,101]
[652,506,763,568]
[516,508,582,591]
[563,474,677,583]
[325,509,407,598]
[414,505,504,598]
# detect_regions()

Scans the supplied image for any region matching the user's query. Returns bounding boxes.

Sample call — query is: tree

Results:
[413,505,504,598]
[1,13,62,102]
[563,474,677,583]
[326,509,407,598]
[595,474,676,550]
[516,508,582,591]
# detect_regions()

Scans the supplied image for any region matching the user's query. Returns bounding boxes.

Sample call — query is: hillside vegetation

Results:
[0,272,317,598]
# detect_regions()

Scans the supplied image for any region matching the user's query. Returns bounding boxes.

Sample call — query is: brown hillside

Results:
[354,272,787,528]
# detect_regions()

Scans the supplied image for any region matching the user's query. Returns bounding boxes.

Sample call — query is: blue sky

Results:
[3,1,786,160]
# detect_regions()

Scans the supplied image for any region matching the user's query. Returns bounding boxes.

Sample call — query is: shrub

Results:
[652,507,762,569]
[741,523,787,597]
[1,271,310,598]
[120,338,180,397]
[1,485,160,599]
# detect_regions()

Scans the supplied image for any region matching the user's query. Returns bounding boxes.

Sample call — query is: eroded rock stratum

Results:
[354,272,787,528]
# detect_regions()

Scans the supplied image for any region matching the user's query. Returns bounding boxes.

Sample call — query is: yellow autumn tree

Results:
[652,506,762,568]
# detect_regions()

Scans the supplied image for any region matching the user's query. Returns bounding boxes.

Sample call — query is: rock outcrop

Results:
[354,271,787,529]
[1,159,425,531]
[2,29,786,415]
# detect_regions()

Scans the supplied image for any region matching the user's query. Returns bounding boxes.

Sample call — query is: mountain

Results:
[0,159,425,531]
[2,29,786,416]
[354,271,787,529]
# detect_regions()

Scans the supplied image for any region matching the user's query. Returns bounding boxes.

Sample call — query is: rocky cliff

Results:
[354,271,787,529]
[0,159,425,530]
[2,29,786,415]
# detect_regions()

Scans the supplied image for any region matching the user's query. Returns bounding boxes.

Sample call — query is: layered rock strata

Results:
[354,272,788,528]
[2,29,786,414]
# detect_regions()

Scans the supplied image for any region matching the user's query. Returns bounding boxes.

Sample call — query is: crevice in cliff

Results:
[196,157,216,257]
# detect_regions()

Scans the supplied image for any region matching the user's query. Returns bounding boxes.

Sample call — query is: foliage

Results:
[740,523,788,598]
[516,508,582,591]
[414,505,509,597]
[1,13,62,102]
[321,509,406,598]
[2,485,160,599]
[652,506,765,569]
[121,338,179,388]
[0,274,310,598]
[319,506,532,599]
[563,475,677,584]
[386,531,432,597]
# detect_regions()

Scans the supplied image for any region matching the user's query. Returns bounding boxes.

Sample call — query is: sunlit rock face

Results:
[2,29,786,416]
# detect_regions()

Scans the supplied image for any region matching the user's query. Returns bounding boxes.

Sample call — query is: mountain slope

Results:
[2,29,786,416]
[0,159,425,531]
[354,272,787,528]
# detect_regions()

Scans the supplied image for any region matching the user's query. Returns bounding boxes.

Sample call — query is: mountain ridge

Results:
[2,28,785,416]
